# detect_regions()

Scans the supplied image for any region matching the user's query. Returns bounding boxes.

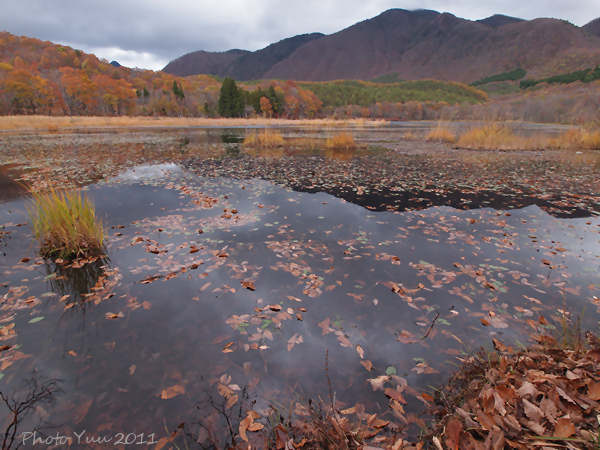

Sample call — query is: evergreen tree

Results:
[172,81,184,100]
[218,77,245,117]
[267,85,283,115]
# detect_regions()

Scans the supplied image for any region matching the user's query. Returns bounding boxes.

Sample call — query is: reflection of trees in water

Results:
[221,132,243,144]
[324,148,356,161]
[0,373,60,450]
[45,257,110,307]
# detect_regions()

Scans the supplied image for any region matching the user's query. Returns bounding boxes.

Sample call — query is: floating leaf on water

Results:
[385,366,397,376]
[28,316,44,324]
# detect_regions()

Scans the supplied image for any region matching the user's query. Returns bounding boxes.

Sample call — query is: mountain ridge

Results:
[163,9,600,83]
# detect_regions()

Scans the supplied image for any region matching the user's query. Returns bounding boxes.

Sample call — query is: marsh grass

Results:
[552,128,600,150]
[456,123,600,151]
[425,125,456,143]
[456,123,519,149]
[0,116,388,132]
[28,189,104,259]
[325,132,356,150]
[243,129,285,148]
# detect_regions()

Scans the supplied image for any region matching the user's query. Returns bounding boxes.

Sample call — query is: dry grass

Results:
[551,128,600,150]
[28,189,104,259]
[457,123,520,149]
[425,125,456,143]
[0,115,389,132]
[456,123,600,151]
[325,132,356,150]
[243,129,285,148]
[401,131,420,141]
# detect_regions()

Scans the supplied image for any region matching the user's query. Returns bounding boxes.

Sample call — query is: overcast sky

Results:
[1,0,597,70]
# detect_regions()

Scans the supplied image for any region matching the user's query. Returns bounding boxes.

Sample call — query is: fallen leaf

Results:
[356,345,365,359]
[287,334,303,351]
[161,384,185,400]
[360,360,373,372]
[522,398,543,422]
[241,281,256,291]
[554,417,576,438]
[239,415,252,442]
[444,417,463,450]
[587,381,600,401]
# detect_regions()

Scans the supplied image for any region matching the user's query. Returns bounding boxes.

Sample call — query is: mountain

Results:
[165,9,600,83]
[163,33,324,79]
[476,14,524,28]
[584,18,600,37]
[163,49,250,77]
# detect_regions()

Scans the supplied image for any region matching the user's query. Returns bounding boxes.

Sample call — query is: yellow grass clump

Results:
[243,129,285,148]
[457,124,520,149]
[28,189,104,259]
[425,125,456,143]
[325,132,356,150]
[552,128,600,150]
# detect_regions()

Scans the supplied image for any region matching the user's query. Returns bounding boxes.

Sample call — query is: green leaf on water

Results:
[45,273,57,280]
[437,318,451,326]
[385,366,397,376]
[260,319,272,329]
[28,316,45,324]
[0,373,4,381]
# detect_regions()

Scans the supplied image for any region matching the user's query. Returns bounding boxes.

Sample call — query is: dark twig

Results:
[422,311,440,340]
[1,377,59,450]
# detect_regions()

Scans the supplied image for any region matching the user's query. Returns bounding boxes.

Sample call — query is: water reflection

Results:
[0,166,27,203]
[220,132,244,144]
[0,163,597,443]
[324,147,356,161]
[45,257,110,305]
[244,147,285,159]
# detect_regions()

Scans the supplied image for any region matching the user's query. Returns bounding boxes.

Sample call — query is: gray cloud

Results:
[1,0,597,70]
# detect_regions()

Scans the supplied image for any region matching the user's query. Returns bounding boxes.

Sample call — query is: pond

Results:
[0,125,599,447]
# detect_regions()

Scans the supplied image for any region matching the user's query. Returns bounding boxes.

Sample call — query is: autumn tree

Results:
[259,96,273,118]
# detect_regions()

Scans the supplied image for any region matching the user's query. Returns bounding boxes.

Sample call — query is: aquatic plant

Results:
[28,189,104,259]
[325,132,356,150]
[243,129,285,148]
[425,125,456,143]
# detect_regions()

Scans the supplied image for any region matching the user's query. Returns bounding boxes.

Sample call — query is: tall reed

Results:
[28,189,104,259]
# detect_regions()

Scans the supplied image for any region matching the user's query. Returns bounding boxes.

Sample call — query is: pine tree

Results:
[218,77,245,117]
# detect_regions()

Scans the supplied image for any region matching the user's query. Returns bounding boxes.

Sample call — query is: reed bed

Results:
[0,115,389,132]
[425,125,456,143]
[243,129,285,148]
[456,123,600,151]
[325,132,356,150]
[28,189,104,259]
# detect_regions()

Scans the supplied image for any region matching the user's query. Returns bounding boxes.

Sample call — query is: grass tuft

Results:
[457,123,519,149]
[552,128,600,150]
[325,132,356,150]
[425,125,456,143]
[243,129,285,148]
[28,189,104,259]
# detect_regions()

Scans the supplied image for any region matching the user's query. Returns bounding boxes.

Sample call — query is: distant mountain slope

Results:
[584,18,600,37]
[163,49,249,77]
[163,33,324,79]
[477,14,524,28]
[165,9,600,83]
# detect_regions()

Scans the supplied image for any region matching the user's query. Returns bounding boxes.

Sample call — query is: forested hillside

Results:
[0,32,490,119]
[0,33,327,118]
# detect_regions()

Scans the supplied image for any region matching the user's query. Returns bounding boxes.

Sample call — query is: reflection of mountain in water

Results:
[294,185,595,218]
